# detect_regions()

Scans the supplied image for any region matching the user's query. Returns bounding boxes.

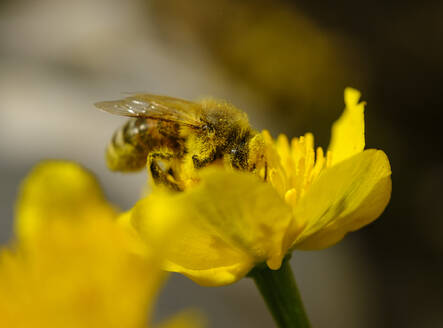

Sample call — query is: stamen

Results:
[266,131,333,206]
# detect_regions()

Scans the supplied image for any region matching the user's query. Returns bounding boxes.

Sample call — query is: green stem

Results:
[249,258,311,328]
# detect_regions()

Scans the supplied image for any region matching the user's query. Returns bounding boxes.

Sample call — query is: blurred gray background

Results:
[1,0,441,327]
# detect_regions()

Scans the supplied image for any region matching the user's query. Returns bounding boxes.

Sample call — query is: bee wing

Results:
[95,94,203,128]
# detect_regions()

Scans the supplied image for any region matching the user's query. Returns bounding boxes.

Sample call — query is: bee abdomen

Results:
[106,118,184,172]
[106,122,149,172]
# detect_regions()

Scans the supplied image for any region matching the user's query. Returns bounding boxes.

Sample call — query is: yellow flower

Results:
[130,88,392,287]
[0,161,202,328]
[15,161,118,243]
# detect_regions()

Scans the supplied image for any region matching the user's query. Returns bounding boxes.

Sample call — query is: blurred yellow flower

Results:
[0,161,202,328]
[131,88,392,286]
[15,161,118,243]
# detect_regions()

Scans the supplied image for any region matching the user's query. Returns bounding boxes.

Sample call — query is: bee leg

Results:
[192,155,204,169]
[148,153,182,192]
[192,154,216,169]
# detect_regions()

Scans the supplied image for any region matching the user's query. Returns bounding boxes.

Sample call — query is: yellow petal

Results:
[15,161,118,242]
[0,217,163,328]
[289,149,391,249]
[155,311,205,328]
[328,87,366,165]
[132,168,293,286]
[116,210,152,257]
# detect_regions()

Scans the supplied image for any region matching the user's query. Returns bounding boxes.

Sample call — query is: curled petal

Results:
[132,168,293,286]
[288,149,392,249]
[328,87,366,165]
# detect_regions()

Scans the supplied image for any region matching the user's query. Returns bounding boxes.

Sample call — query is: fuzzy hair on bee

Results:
[95,94,267,191]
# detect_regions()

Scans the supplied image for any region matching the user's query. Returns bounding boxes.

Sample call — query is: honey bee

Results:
[95,94,266,191]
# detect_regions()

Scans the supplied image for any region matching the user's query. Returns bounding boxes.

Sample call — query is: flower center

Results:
[262,131,332,208]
